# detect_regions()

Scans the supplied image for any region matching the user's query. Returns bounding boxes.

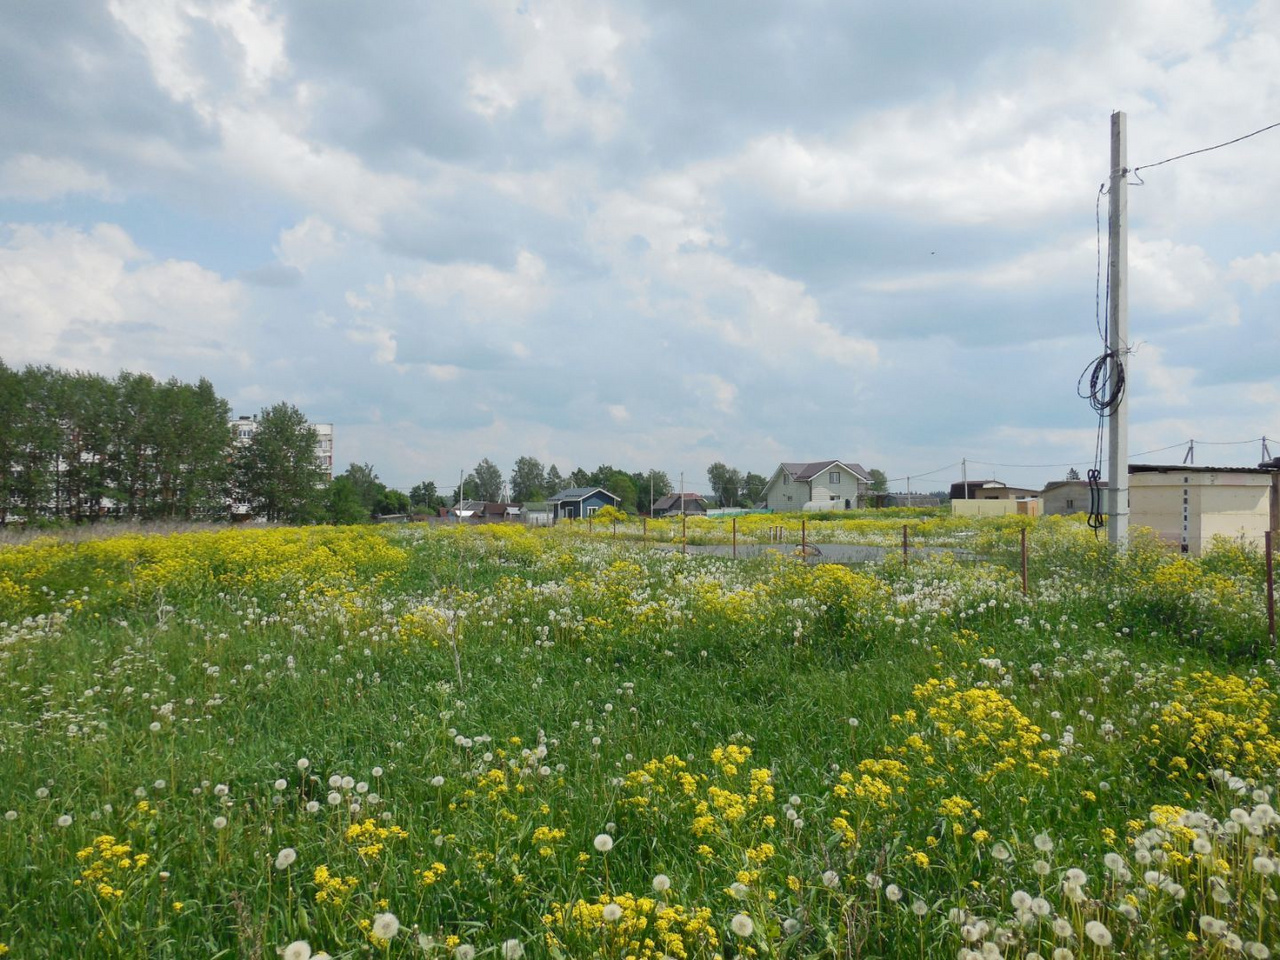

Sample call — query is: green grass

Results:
[0,521,1277,959]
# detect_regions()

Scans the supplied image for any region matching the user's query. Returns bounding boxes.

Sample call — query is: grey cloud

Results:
[240,263,304,287]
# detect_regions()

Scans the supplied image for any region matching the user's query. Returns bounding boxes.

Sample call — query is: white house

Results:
[761,460,871,512]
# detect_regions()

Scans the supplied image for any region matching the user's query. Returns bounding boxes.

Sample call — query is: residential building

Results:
[547,487,622,520]
[1129,464,1277,555]
[949,479,1040,501]
[229,415,334,481]
[761,460,871,512]
[450,500,521,523]
[652,493,710,516]
[1040,479,1105,516]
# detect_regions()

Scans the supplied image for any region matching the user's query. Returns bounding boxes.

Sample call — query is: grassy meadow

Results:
[0,517,1277,959]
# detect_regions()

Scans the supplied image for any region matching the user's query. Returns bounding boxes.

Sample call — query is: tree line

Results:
[0,361,326,525]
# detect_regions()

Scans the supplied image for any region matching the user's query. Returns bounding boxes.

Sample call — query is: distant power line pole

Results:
[1107,110,1130,548]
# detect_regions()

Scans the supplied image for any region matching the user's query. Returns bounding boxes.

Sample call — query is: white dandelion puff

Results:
[274,847,297,870]
[593,833,614,852]
[1085,921,1112,947]
[282,940,311,960]
[371,912,399,940]
[730,914,754,937]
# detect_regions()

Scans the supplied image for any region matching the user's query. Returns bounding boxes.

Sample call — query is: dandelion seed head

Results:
[602,903,623,922]
[282,940,311,960]
[371,912,399,940]
[593,833,613,852]
[1085,920,1112,947]
[730,914,753,937]
[274,847,297,870]
[652,873,671,893]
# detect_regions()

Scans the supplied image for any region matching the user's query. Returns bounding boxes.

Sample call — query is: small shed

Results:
[1129,464,1277,555]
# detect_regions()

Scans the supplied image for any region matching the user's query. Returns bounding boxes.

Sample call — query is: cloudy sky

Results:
[2,0,1279,494]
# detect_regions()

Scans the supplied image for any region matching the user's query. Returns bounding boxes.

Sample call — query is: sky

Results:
[2,0,1279,496]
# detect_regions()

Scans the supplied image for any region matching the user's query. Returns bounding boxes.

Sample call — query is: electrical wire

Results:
[1131,120,1280,181]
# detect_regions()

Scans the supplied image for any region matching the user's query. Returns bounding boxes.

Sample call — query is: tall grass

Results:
[0,521,1276,958]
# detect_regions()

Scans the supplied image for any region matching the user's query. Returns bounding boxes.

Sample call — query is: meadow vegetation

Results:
[0,517,1277,958]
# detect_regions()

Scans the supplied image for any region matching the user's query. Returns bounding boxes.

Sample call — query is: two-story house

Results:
[761,460,871,512]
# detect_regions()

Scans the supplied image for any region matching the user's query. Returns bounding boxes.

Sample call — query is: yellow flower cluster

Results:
[911,677,1058,782]
[75,834,151,900]
[543,893,720,960]
[313,865,359,904]
[344,818,408,860]
[416,862,448,886]
[1144,671,1280,778]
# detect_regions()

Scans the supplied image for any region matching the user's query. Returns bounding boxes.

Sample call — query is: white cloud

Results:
[1132,342,1198,408]
[466,0,640,138]
[1228,252,1280,292]
[0,222,243,372]
[107,0,288,115]
[589,186,877,368]
[1130,236,1237,323]
[685,373,738,415]
[0,155,114,202]
[402,250,549,321]
[275,216,342,271]
[607,404,630,423]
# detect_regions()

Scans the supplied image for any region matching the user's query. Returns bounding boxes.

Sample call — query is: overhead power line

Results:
[1130,120,1280,180]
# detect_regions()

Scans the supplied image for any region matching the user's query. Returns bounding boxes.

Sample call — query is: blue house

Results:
[547,486,622,521]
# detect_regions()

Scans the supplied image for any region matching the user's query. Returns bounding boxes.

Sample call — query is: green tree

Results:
[639,469,672,514]
[706,462,743,507]
[236,403,324,522]
[324,476,369,525]
[0,360,23,523]
[741,471,767,506]
[466,458,503,502]
[509,456,547,502]
[341,463,384,517]
[545,464,564,494]
[376,488,411,515]
[409,481,445,513]
[868,469,889,493]
[1066,467,1081,481]
[11,366,60,522]
[603,470,638,515]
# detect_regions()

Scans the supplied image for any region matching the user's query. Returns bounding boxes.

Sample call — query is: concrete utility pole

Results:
[1107,110,1130,548]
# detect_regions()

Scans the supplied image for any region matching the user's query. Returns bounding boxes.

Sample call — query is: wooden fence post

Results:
[1020,526,1028,595]
[732,517,737,560]
[682,513,687,555]
[1267,530,1275,650]
[902,524,909,566]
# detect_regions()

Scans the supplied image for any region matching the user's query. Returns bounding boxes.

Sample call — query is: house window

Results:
[1065,499,1074,509]
[782,474,789,484]
[829,471,841,484]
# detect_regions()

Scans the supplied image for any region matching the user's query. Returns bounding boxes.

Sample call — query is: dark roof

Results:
[653,493,708,511]
[548,486,621,503]
[781,460,870,481]
[1129,464,1277,475]
[1041,479,1105,492]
